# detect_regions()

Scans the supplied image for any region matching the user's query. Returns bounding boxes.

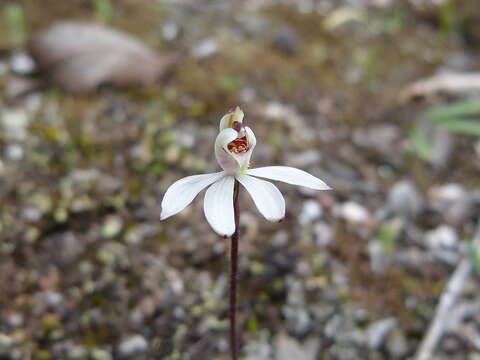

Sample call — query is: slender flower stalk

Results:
[230,180,240,360]
[160,106,331,358]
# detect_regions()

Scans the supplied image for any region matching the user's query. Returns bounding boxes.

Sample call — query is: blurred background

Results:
[1,0,480,359]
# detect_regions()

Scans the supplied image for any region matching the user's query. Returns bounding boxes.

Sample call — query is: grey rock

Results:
[244,331,272,360]
[60,232,86,261]
[42,290,63,307]
[5,144,23,160]
[4,74,41,99]
[425,225,458,250]
[191,38,218,58]
[0,333,13,349]
[366,317,397,350]
[275,333,319,360]
[5,312,23,328]
[353,125,400,153]
[1,107,29,141]
[444,301,480,335]
[299,200,323,225]
[386,329,409,358]
[337,201,371,225]
[52,342,88,359]
[118,335,148,358]
[313,222,333,247]
[67,344,88,359]
[273,230,289,247]
[283,307,311,335]
[162,22,179,41]
[271,27,299,55]
[91,348,112,360]
[125,225,157,246]
[433,183,466,202]
[9,52,36,74]
[325,312,366,346]
[430,184,475,226]
[328,344,358,360]
[381,180,422,221]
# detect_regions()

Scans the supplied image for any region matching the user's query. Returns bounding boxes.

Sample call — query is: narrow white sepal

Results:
[203,175,236,237]
[236,174,285,222]
[160,172,225,220]
[247,166,331,190]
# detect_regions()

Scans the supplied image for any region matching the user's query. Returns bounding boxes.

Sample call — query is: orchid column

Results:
[160,107,331,359]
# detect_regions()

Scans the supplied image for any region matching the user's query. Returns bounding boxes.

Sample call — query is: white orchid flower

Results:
[160,106,331,237]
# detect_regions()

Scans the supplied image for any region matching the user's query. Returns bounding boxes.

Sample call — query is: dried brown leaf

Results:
[400,72,480,103]
[28,21,179,93]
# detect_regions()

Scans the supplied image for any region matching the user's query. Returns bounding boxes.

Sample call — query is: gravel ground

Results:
[1,0,480,359]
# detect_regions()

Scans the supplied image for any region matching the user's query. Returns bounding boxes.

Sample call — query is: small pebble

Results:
[337,201,370,224]
[91,348,112,360]
[425,225,458,249]
[118,335,148,358]
[162,22,179,41]
[9,52,36,74]
[384,180,422,220]
[386,329,409,358]
[313,222,333,247]
[2,108,29,140]
[299,200,322,225]
[366,317,397,350]
[271,27,299,55]
[0,333,13,349]
[192,38,218,58]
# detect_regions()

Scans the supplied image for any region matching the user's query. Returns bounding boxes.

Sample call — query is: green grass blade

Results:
[426,100,480,123]
[409,126,432,160]
[436,119,480,137]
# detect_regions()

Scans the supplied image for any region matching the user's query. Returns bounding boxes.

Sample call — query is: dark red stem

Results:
[230,180,240,360]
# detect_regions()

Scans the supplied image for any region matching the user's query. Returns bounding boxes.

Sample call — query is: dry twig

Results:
[415,221,480,360]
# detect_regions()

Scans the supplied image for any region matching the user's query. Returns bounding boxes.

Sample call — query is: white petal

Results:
[214,128,239,173]
[244,126,257,150]
[247,166,331,190]
[239,126,257,171]
[160,172,225,220]
[203,175,236,237]
[236,174,285,222]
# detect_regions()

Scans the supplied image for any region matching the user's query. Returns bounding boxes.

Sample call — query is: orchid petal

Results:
[214,128,239,173]
[239,126,257,172]
[204,175,236,237]
[160,172,225,220]
[247,166,331,190]
[215,128,238,152]
[219,106,244,131]
[236,174,285,222]
[244,126,256,150]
